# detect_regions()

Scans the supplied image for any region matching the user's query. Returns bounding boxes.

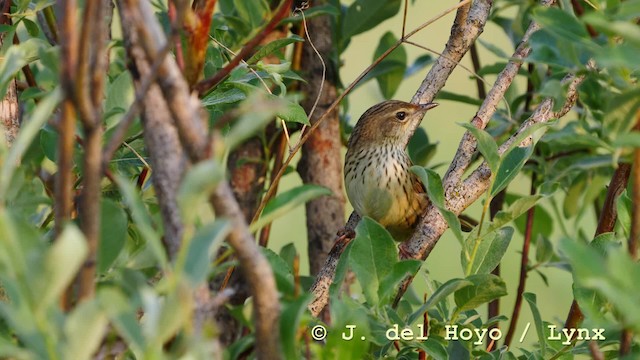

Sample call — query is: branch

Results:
[619,109,640,357]
[564,127,636,330]
[397,0,554,259]
[308,213,359,317]
[209,183,282,358]
[395,73,585,304]
[504,176,537,346]
[101,43,171,167]
[117,0,282,356]
[77,0,111,302]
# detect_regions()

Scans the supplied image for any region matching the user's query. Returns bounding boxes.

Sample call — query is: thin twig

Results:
[504,174,537,347]
[620,110,640,357]
[469,43,486,99]
[563,163,633,329]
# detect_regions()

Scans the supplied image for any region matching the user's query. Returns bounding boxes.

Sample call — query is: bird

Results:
[344,100,438,241]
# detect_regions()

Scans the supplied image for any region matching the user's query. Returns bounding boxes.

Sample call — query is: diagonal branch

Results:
[395,73,584,305]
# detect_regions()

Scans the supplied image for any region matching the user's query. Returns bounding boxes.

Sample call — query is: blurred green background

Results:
[269,0,591,349]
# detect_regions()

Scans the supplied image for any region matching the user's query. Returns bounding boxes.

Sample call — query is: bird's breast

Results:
[344,146,423,229]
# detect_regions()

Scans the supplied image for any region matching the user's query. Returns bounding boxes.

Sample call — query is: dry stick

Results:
[252,0,472,228]
[563,167,633,331]
[209,183,282,359]
[588,340,605,360]
[101,43,172,166]
[504,175,537,347]
[259,132,287,247]
[74,0,98,129]
[620,110,640,357]
[194,0,293,96]
[77,0,110,302]
[120,0,282,357]
[58,0,79,309]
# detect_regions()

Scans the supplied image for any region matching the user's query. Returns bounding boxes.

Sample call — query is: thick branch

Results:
[117,0,281,355]
[210,183,281,359]
[407,0,492,141]
[297,5,345,276]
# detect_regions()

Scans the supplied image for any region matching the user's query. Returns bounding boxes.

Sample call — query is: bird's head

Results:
[348,100,438,148]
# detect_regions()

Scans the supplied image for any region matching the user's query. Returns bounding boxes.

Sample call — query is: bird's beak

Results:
[419,102,439,111]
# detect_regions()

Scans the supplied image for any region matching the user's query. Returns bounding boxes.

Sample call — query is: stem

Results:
[564,163,632,330]
[469,43,486,99]
[620,111,640,357]
[504,174,537,347]
[465,176,494,276]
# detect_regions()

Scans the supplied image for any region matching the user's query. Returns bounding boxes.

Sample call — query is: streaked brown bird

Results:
[344,100,438,240]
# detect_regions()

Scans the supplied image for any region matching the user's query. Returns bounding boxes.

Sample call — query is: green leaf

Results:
[414,339,448,360]
[0,38,48,98]
[64,300,108,360]
[378,260,422,304]
[234,0,269,28]
[0,87,61,201]
[247,35,304,64]
[349,217,398,306]
[583,12,640,47]
[98,199,128,274]
[407,127,437,166]
[460,123,500,173]
[373,32,406,99]
[115,175,167,268]
[436,91,483,106]
[491,194,542,232]
[524,293,547,356]
[178,159,224,224]
[280,294,312,360]
[463,227,513,275]
[39,125,59,162]
[612,132,640,148]
[21,18,40,37]
[280,4,340,24]
[411,166,464,243]
[454,274,507,312]
[405,54,433,77]
[182,220,230,284]
[105,71,134,118]
[99,288,145,355]
[341,0,401,44]
[40,224,88,311]
[148,287,191,345]
[407,278,473,324]
[251,184,331,232]
[531,7,590,43]
[262,247,295,295]
[491,146,532,197]
[277,97,309,125]
[201,87,247,107]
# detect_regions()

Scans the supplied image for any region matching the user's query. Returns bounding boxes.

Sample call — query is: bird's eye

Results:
[395,111,406,121]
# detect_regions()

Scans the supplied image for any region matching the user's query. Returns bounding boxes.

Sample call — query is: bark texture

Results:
[297,8,345,275]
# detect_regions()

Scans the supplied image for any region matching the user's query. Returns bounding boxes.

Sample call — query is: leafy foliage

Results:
[1,0,640,358]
